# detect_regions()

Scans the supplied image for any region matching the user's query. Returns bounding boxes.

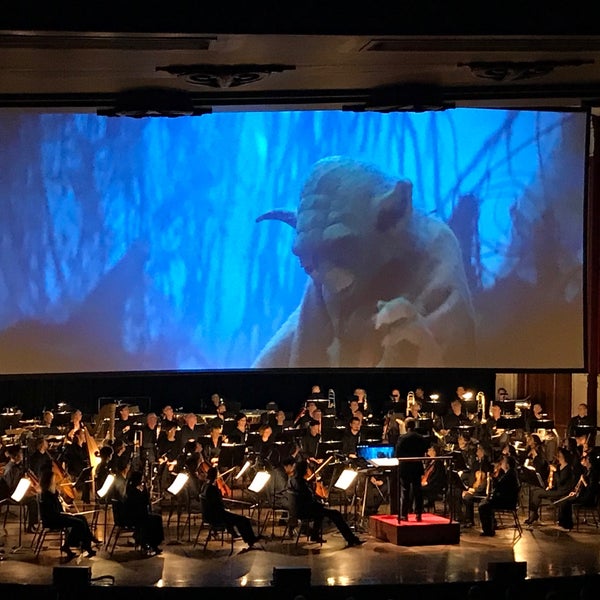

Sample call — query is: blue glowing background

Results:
[0,109,587,373]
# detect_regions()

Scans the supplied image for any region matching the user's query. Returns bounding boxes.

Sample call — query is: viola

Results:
[305,455,334,500]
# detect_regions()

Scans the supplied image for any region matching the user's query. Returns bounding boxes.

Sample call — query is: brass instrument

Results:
[476,392,487,424]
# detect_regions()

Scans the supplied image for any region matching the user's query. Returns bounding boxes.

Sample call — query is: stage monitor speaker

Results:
[487,561,527,582]
[53,565,91,588]
[272,567,311,592]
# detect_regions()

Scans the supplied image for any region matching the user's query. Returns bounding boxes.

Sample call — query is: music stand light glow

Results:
[11,477,31,502]
[333,469,358,491]
[235,460,252,480]
[248,471,271,493]
[97,473,116,498]
[167,472,189,495]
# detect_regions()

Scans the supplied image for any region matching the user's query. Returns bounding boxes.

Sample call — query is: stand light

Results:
[248,470,271,494]
[167,471,189,495]
[235,460,252,480]
[11,477,31,502]
[333,469,358,491]
[97,474,115,499]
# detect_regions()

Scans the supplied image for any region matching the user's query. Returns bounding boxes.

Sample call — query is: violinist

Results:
[0,445,39,532]
[526,446,577,525]
[421,443,447,511]
[287,459,364,546]
[521,433,550,486]
[459,444,492,528]
[555,451,600,531]
[478,454,520,536]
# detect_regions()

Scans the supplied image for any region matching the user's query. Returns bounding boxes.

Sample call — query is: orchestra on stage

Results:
[1,386,599,558]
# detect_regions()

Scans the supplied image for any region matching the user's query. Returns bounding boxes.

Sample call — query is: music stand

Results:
[423,400,446,416]
[495,399,516,414]
[219,444,246,468]
[497,415,525,430]
[463,400,478,414]
[415,418,433,436]
[534,419,555,430]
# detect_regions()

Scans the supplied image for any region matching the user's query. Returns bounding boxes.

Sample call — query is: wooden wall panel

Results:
[517,373,572,437]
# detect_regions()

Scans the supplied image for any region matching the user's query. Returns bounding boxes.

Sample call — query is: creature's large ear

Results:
[255,209,297,229]
[375,180,413,232]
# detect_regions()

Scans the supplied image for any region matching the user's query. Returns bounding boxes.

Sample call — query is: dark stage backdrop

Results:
[0,369,496,421]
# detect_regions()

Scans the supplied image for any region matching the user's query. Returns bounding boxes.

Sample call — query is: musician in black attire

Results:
[140,412,160,469]
[113,404,136,464]
[123,470,164,555]
[287,459,364,546]
[434,399,470,446]
[178,413,204,453]
[29,436,53,479]
[421,443,447,510]
[94,445,114,494]
[300,419,323,468]
[558,451,600,530]
[226,413,249,445]
[478,454,520,536]
[1,445,39,531]
[526,446,576,525]
[38,469,96,559]
[341,417,362,458]
[395,417,429,521]
[253,423,279,468]
[62,428,91,503]
[567,403,597,447]
[201,466,262,548]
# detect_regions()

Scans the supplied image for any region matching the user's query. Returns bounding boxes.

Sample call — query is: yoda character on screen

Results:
[253,156,475,368]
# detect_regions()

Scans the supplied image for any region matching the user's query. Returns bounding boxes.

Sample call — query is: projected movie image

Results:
[0,109,587,374]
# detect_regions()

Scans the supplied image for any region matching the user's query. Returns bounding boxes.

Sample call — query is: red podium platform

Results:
[369,513,460,546]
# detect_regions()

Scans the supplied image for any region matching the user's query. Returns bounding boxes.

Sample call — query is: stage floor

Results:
[1,508,600,591]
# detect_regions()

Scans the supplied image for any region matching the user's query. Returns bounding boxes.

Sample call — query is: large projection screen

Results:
[0,108,588,374]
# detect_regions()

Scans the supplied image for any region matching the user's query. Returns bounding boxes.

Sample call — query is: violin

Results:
[421,461,435,486]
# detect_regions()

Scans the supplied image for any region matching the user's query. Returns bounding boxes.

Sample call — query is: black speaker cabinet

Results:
[53,565,91,588]
[272,567,311,591]
[487,561,527,581]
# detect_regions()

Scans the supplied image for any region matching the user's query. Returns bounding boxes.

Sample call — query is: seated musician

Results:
[204,422,224,467]
[29,436,53,480]
[421,443,447,510]
[140,412,160,469]
[160,405,179,433]
[478,454,520,536]
[479,404,509,453]
[123,470,164,555]
[94,444,114,496]
[339,398,364,426]
[39,410,61,435]
[526,446,577,525]
[0,444,39,532]
[460,444,492,528]
[66,409,84,442]
[271,410,288,441]
[201,466,263,548]
[340,417,362,459]
[226,412,249,446]
[555,451,600,530]
[434,398,470,446]
[293,400,319,429]
[299,419,323,468]
[253,423,279,468]
[178,413,204,453]
[62,428,91,504]
[38,468,97,559]
[520,433,550,489]
[287,459,364,546]
[568,403,597,448]
[113,404,136,464]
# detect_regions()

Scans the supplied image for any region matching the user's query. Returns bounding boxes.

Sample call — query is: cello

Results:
[306,455,334,500]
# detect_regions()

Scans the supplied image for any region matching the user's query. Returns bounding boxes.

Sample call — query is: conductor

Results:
[395,417,429,522]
